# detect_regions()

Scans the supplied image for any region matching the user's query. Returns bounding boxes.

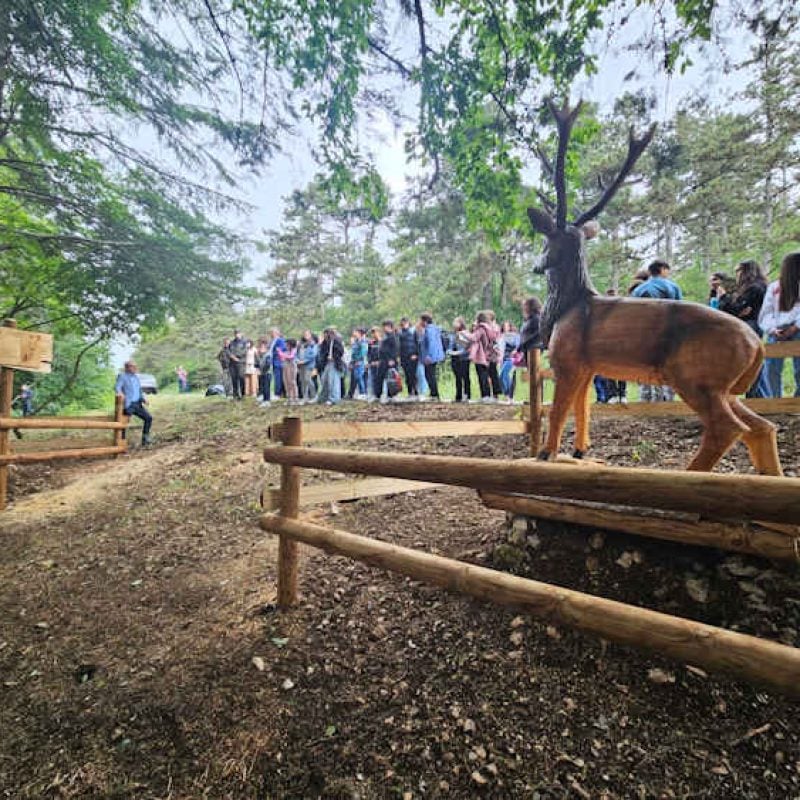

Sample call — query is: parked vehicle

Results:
[137,373,159,394]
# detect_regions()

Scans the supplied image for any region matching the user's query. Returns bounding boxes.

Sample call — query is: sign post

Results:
[0,321,54,508]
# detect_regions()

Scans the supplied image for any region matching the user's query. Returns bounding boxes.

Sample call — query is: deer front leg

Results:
[539,370,589,461]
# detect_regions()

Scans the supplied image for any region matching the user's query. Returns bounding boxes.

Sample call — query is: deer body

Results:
[529,102,782,475]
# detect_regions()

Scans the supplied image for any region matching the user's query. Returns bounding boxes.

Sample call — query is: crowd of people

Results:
[215,302,543,406]
[594,252,800,402]
[210,252,800,407]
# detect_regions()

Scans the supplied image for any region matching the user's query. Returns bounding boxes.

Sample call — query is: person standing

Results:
[499,321,520,401]
[366,326,381,401]
[398,317,418,399]
[632,260,682,400]
[297,330,317,402]
[256,338,271,406]
[227,329,248,400]
[217,338,233,397]
[716,260,769,397]
[270,327,286,398]
[374,320,399,403]
[759,252,800,398]
[418,313,445,400]
[317,327,345,405]
[280,338,299,402]
[468,312,496,401]
[348,328,368,399]
[115,360,153,446]
[449,317,471,403]
[245,340,258,396]
[176,365,188,393]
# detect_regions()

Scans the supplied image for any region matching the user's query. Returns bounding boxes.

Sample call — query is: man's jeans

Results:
[125,400,152,440]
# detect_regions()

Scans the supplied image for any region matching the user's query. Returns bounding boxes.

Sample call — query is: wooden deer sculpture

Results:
[528,100,782,476]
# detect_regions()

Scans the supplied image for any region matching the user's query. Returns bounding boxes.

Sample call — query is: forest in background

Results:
[1,1,798,404]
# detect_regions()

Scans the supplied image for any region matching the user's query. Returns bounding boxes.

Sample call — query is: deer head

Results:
[528,100,656,276]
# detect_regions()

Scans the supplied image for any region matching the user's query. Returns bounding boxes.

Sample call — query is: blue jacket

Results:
[632,277,683,300]
[271,336,286,367]
[301,342,318,367]
[420,323,445,364]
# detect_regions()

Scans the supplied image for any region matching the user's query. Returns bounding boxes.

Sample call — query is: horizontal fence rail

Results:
[262,445,800,525]
[0,394,128,509]
[0,416,127,431]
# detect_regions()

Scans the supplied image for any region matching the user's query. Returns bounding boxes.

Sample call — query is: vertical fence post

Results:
[278,416,303,608]
[113,393,126,455]
[528,348,542,457]
[0,320,17,509]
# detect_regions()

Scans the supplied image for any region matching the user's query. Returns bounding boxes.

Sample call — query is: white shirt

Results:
[758,280,800,335]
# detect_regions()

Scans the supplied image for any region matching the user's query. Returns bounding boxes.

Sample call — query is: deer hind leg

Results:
[728,396,783,476]
[572,376,594,459]
[538,370,589,461]
[680,388,749,472]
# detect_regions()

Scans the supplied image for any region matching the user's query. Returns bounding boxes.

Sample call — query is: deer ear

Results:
[527,207,556,237]
[581,220,600,240]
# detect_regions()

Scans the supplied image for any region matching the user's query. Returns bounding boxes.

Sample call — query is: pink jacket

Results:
[468,323,496,366]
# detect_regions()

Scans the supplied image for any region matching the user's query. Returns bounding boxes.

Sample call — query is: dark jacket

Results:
[519,312,542,353]
[719,282,767,334]
[367,338,381,365]
[378,333,399,364]
[398,327,418,359]
[228,336,247,361]
[317,336,345,372]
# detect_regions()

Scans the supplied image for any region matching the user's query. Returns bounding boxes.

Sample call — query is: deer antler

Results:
[573,123,657,226]
[535,189,556,215]
[546,99,584,230]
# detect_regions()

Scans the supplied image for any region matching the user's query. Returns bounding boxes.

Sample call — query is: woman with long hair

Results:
[448,317,472,403]
[759,253,800,398]
[717,260,769,397]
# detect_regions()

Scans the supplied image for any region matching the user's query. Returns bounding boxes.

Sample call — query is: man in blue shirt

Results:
[632,260,682,401]
[115,360,153,446]
[270,327,287,398]
[632,260,683,300]
[418,313,445,400]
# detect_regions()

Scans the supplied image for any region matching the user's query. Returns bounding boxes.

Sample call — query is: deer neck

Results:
[541,248,597,344]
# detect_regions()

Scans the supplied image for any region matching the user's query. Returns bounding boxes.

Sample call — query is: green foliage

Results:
[15,336,115,415]
[0,0,281,409]
[238,0,719,241]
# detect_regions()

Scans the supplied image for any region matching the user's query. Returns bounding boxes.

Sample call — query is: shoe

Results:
[608,397,619,405]
[142,434,152,447]
[620,397,628,405]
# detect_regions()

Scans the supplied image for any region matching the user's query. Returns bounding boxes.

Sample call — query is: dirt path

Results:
[2,446,190,524]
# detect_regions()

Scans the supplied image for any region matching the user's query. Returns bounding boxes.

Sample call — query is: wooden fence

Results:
[0,394,128,509]
[261,416,800,695]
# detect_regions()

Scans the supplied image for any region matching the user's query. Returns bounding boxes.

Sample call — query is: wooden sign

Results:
[0,328,53,373]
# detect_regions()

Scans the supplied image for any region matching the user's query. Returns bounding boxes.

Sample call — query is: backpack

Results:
[386,367,402,398]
